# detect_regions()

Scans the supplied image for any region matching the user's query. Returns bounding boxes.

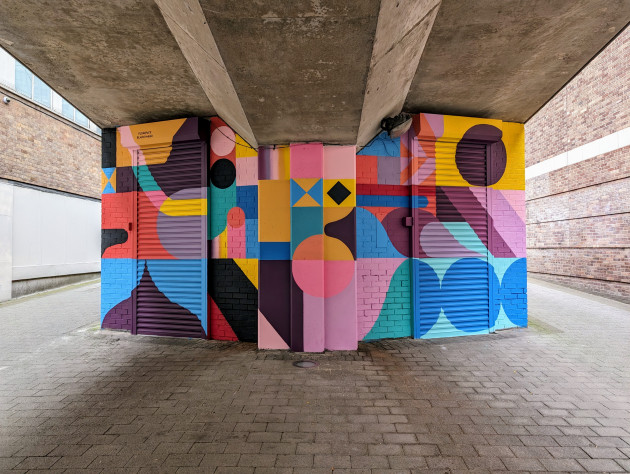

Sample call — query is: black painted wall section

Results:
[210,259,258,342]
[101,128,116,168]
[101,229,128,256]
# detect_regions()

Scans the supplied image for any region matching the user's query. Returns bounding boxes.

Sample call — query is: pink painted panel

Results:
[324,273,357,350]
[489,189,526,258]
[303,293,325,352]
[356,258,406,339]
[324,146,356,179]
[258,311,289,349]
[236,156,258,186]
[290,143,324,179]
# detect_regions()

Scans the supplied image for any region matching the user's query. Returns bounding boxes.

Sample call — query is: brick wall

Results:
[100,129,135,330]
[100,258,134,331]
[0,89,101,198]
[525,27,630,303]
[100,131,135,330]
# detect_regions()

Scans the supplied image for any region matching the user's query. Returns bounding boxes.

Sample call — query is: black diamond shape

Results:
[327,181,351,205]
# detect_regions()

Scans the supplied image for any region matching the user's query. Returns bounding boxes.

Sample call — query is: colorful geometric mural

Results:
[257,143,357,351]
[208,118,258,342]
[101,112,526,350]
[357,113,526,341]
[101,118,208,337]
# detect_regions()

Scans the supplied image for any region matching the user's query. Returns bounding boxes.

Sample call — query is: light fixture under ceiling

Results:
[380,112,413,139]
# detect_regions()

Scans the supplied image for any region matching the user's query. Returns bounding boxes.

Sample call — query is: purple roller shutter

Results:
[134,140,208,338]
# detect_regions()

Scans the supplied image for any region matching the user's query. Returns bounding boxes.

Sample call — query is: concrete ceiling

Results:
[405,0,630,123]
[0,0,217,127]
[0,0,628,146]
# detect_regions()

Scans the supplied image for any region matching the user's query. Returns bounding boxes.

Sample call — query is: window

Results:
[14,62,32,98]
[32,76,51,107]
[61,98,74,121]
[2,49,101,134]
[75,109,89,127]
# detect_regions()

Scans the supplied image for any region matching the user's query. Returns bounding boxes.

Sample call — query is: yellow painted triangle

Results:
[101,170,108,192]
[295,178,319,192]
[234,258,259,289]
[219,228,228,258]
[294,193,320,207]
[110,169,116,191]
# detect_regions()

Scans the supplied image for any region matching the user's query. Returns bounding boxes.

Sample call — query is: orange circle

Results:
[227,207,245,228]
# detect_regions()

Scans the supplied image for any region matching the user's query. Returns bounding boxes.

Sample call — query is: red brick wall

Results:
[526,29,630,167]
[525,28,630,303]
[0,89,101,198]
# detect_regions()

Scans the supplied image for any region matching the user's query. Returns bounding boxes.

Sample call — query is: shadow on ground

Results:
[0,279,629,472]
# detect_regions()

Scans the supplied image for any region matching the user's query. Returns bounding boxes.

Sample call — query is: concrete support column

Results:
[290,143,325,352]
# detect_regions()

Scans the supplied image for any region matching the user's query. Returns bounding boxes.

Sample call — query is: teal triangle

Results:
[102,182,115,194]
[306,179,323,206]
[290,179,307,206]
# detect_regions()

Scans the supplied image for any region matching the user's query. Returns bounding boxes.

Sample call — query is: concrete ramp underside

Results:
[0,0,628,145]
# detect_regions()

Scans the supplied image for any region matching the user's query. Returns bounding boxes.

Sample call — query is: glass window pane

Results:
[89,122,101,134]
[32,76,51,107]
[14,62,32,98]
[61,99,74,120]
[75,109,88,127]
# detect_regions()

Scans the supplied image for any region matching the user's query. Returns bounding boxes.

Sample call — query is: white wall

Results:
[11,184,100,281]
[0,47,15,89]
[0,182,13,301]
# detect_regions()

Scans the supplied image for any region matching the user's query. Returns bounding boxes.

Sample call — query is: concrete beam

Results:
[357,0,440,147]
[201,0,380,145]
[154,0,257,147]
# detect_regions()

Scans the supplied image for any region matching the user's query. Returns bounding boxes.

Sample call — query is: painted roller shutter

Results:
[412,138,490,339]
[134,142,207,338]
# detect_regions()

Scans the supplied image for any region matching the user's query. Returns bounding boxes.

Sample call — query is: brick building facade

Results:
[0,90,101,199]
[0,52,102,301]
[525,27,630,303]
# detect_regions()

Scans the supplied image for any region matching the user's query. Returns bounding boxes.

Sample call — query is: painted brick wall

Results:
[101,130,135,330]
[361,260,412,341]
[525,28,630,303]
[0,89,101,198]
[356,133,412,342]
[208,118,259,342]
[100,258,134,330]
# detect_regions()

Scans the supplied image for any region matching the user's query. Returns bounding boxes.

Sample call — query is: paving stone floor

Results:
[0,278,629,473]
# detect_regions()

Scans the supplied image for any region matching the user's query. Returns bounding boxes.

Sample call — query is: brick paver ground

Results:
[0,278,629,473]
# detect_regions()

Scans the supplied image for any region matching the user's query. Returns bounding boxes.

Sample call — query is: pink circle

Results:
[324,261,355,297]
[211,126,236,156]
[292,260,354,297]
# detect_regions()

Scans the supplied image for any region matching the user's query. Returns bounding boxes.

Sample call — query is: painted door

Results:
[411,136,492,339]
[133,142,208,338]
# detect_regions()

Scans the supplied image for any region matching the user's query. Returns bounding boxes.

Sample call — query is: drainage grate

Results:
[293,360,319,368]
